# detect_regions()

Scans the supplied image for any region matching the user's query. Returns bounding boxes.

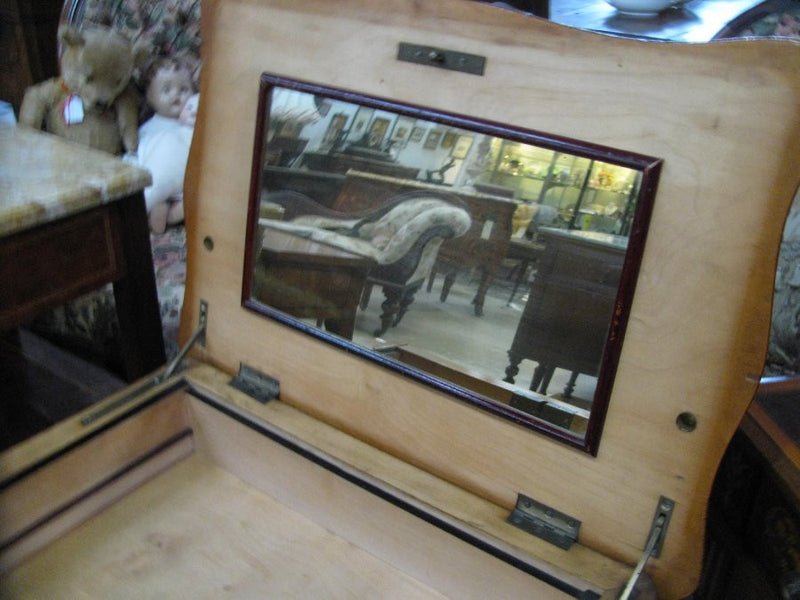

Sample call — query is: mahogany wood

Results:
[0,195,166,381]
[504,229,625,394]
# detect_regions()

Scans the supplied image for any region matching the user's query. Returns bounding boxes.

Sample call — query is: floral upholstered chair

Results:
[32,0,201,374]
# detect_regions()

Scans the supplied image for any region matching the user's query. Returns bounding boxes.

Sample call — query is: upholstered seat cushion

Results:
[264,197,471,266]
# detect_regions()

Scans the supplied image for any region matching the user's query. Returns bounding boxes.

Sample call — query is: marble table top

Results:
[0,125,152,238]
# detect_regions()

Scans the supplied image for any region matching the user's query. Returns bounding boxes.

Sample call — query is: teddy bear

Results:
[19,25,147,156]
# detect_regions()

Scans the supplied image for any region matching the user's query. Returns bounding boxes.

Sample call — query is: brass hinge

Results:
[230,363,280,404]
[507,493,581,550]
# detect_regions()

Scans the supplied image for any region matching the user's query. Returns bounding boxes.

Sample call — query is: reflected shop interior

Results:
[243,74,662,451]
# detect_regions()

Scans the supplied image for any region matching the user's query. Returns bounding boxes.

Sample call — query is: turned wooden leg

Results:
[426,267,438,293]
[440,270,456,302]
[359,282,374,310]
[563,371,579,399]
[374,287,401,337]
[539,366,555,395]
[530,363,555,393]
[507,259,531,304]
[394,282,422,327]
[471,269,490,316]
[504,351,522,384]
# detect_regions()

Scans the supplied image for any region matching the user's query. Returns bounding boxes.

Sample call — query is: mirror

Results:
[243,73,662,453]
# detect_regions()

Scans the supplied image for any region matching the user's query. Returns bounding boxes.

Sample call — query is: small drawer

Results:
[0,207,124,330]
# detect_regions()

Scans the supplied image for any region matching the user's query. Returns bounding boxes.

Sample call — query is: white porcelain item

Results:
[605,0,682,17]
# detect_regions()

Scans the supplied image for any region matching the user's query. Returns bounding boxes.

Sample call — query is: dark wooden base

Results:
[0,328,124,451]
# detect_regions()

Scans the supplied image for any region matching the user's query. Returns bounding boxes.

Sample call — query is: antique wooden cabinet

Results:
[504,228,626,395]
[2,1,800,598]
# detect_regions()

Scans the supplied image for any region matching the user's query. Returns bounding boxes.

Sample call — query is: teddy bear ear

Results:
[58,24,86,48]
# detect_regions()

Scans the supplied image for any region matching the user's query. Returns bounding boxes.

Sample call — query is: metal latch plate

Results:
[507,493,581,550]
[397,43,486,76]
[230,363,280,404]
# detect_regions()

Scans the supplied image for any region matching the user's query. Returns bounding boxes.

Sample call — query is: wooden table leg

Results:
[111,193,167,380]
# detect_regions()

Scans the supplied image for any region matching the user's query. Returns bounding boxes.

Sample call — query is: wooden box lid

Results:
[181,0,800,596]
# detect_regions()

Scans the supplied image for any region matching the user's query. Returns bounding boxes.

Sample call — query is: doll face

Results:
[146,64,193,119]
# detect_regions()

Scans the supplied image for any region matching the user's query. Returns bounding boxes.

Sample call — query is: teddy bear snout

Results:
[80,87,112,109]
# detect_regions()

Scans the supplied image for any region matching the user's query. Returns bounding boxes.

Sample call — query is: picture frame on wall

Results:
[441,131,457,149]
[451,135,474,159]
[424,129,442,149]
[322,113,349,149]
[390,117,415,146]
[409,126,425,143]
[346,106,374,143]
[367,117,391,148]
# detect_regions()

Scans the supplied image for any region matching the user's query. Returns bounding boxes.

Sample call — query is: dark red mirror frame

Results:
[242,73,663,455]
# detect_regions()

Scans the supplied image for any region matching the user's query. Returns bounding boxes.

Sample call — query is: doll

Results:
[137,57,198,233]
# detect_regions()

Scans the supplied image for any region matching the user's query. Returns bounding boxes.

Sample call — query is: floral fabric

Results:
[71,0,202,87]
[735,6,800,38]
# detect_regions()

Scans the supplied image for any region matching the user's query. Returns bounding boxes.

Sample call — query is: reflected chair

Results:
[262,190,471,336]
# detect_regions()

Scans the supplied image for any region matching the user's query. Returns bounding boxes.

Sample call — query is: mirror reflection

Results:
[244,74,661,451]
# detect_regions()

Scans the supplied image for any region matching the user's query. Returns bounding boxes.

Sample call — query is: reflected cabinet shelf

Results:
[485,140,640,235]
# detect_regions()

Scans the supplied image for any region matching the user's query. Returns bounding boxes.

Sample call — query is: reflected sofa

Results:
[260,190,472,336]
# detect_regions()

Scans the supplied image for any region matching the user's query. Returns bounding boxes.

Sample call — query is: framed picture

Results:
[367,117,391,148]
[275,120,303,138]
[390,117,414,146]
[409,126,425,143]
[322,113,348,148]
[451,135,474,159]
[441,131,457,149]
[347,107,374,143]
[424,129,442,149]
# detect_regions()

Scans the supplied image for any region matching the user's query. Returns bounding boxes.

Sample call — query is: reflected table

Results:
[0,126,165,381]
[254,225,373,339]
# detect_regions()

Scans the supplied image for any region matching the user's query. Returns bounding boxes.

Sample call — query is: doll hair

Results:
[139,55,198,120]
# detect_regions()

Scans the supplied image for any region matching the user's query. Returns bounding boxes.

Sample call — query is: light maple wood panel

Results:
[186,365,630,596]
[182,1,800,597]
[1,455,456,600]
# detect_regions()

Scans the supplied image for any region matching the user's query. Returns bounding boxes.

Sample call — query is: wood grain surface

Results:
[179,1,800,596]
